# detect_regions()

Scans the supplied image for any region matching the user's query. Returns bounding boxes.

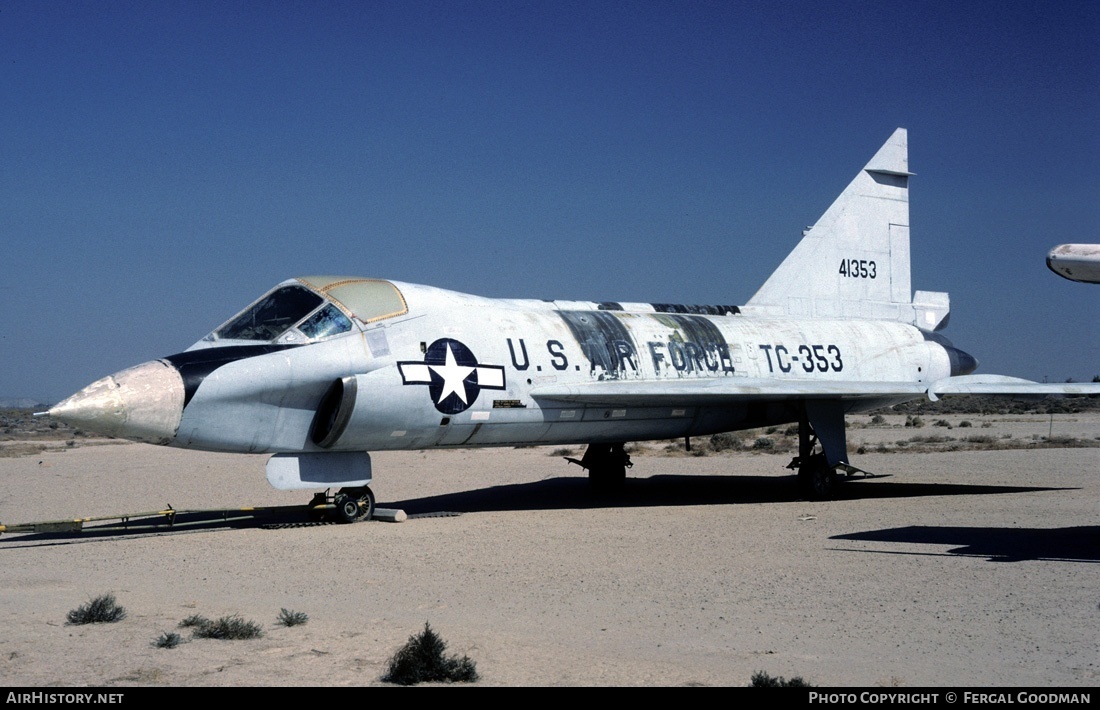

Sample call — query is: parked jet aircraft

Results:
[46,129,1100,521]
[1047,244,1100,284]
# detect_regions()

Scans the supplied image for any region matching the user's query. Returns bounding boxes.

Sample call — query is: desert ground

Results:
[1,411,1097,687]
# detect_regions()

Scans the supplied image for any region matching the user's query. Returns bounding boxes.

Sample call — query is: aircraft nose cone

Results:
[49,360,184,445]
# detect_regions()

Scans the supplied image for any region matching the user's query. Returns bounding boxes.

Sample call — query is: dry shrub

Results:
[383,622,478,685]
[277,608,308,627]
[190,614,263,640]
[66,594,126,625]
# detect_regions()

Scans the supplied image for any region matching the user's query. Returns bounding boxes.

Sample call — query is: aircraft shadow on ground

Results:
[0,474,1070,546]
[831,525,1100,563]
[389,473,1064,514]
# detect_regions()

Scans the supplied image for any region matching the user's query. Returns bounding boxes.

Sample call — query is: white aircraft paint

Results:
[1047,244,1100,284]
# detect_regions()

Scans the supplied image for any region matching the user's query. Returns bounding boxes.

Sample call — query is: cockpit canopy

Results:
[200,277,408,347]
[214,284,345,342]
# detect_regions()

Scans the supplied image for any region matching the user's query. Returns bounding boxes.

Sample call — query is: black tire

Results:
[334,493,361,523]
[335,486,375,523]
[798,453,836,499]
[584,443,629,493]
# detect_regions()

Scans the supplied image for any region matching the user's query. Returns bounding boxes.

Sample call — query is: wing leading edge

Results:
[928,375,1100,401]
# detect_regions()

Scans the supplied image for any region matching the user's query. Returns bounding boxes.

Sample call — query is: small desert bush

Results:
[154,632,182,649]
[751,671,813,687]
[550,447,575,457]
[382,622,479,685]
[190,614,264,640]
[1046,435,1085,445]
[907,435,952,444]
[66,594,126,625]
[179,614,210,628]
[277,608,309,627]
[752,436,774,450]
[709,432,743,452]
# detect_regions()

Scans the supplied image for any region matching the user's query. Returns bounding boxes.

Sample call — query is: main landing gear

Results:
[788,447,836,500]
[788,413,841,500]
[309,486,375,523]
[565,442,633,492]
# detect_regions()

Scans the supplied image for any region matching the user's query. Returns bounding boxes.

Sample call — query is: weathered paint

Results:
[1047,244,1100,284]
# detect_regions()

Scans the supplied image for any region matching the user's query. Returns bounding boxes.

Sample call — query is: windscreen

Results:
[299,303,353,340]
[215,285,324,341]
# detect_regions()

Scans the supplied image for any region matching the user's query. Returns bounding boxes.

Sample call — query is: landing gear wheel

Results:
[334,486,375,523]
[583,443,632,493]
[798,453,836,500]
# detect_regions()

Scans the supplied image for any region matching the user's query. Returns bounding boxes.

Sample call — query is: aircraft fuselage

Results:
[102,281,957,455]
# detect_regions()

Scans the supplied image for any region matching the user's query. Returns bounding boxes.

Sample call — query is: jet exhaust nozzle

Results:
[946,346,978,377]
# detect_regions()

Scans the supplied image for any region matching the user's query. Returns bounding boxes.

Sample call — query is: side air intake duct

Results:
[310,376,357,448]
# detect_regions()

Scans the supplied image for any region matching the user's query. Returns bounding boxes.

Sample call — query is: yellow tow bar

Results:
[0,505,288,535]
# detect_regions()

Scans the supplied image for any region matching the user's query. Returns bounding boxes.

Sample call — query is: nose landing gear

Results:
[309,486,376,523]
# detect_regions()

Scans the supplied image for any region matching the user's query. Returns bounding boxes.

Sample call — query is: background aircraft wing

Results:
[929,375,1100,401]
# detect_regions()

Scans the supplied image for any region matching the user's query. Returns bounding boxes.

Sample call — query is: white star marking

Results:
[429,343,475,404]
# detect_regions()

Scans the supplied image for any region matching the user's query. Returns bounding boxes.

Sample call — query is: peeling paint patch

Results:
[650,303,740,315]
[647,314,735,376]
[557,310,640,380]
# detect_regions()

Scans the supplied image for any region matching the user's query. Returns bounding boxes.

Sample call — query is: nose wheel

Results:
[335,486,375,523]
[311,487,375,523]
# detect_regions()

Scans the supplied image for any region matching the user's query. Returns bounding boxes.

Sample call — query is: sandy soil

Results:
[1,414,1097,687]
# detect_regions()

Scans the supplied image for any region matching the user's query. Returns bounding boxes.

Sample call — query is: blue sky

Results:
[2,1,1097,403]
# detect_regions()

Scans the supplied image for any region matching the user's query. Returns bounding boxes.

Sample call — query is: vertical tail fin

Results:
[744,128,948,329]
